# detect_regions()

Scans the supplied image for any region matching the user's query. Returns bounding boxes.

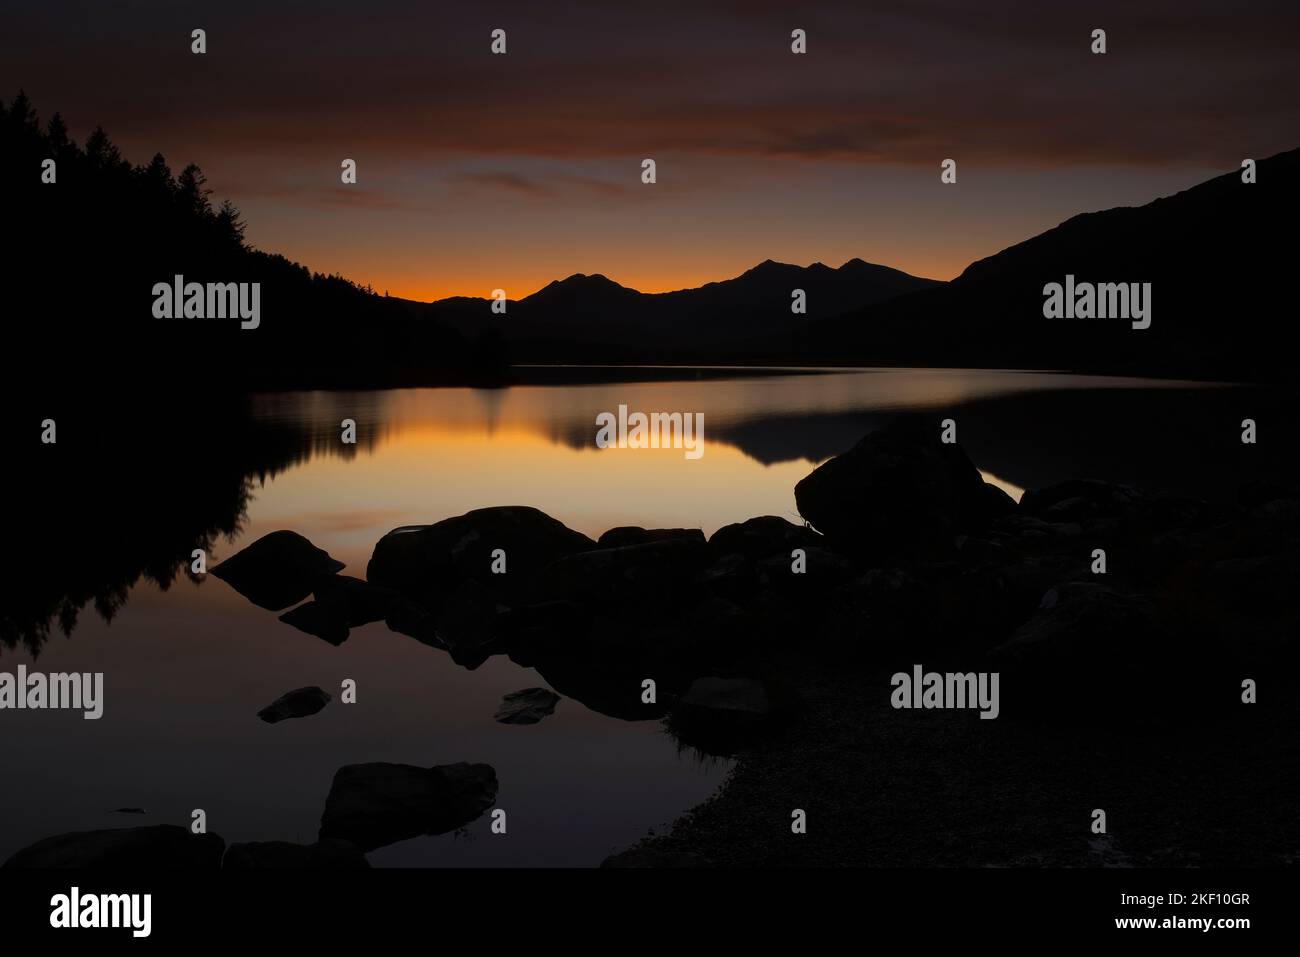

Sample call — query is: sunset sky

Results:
[5,0,1297,300]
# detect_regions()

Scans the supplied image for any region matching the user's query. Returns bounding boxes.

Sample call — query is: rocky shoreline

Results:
[7,422,1297,868]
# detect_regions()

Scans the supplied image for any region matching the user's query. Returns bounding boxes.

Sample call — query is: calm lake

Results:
[0,368,1286,866]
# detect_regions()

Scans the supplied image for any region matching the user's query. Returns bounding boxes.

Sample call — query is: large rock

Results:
[223,839,368,869]
[257,686,332,724]
[598,527,705,548]
[992,582,1165,663]
[793,422,998,557]
[708,516,821,560]
[3,825,225,868]
[211,530,345,610]
[319,762,498,852]
[533,538,709,605]
[1019,480,1148,524]
[494,687,561,725]
[366,507,594,605]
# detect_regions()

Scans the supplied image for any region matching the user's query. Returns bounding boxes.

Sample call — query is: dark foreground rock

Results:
[598,527,706,548]
[494,687,561,724]
[992,582,1167,664]
[211,530,345,610]
[4,825,225,868]
[534,537,710,605]
[794,421,1004,557]
[257,686,332,724]
[319,762,498,852]
[367,507,595,604]
[708,516,821,560]
[223,839,368,869]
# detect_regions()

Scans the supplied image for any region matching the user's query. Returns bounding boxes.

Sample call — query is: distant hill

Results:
[424,258,940,361]
[804,149,1300,380]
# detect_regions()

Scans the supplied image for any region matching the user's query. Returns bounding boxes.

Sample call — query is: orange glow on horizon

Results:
[358,258,961,303]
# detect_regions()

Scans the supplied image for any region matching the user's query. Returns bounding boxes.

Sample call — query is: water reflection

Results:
[5,369,1290,656]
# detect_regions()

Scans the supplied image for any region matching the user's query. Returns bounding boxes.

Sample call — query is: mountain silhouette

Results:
[422,258,940,361]
[6,89,1291,386]
[804,148,1299,380]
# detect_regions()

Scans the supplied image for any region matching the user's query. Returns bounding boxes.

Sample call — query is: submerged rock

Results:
[319,761,498,852]
[257,686,332,724]
[211,530,345,610]
[793,422,997,557]
[223,839,368,869]
[3,825,225,869]
[494,687,561,725]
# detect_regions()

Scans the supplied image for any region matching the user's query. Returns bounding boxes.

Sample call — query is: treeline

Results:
[2,91,506,396]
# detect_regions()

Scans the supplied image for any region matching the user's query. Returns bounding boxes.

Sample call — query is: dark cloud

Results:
[4,0,1296,169]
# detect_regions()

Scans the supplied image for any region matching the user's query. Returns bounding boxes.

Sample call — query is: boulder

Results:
[366,507,595,605]
[257,686,332,724]
[992,582,1165,663]
[319,762,498,852]
[1019,480,1148,524]
[693,553,756,602]
[223,839,368,869]
[793,422,996,557]
[3,825,225,868]
[756,546,856,589]
[494,687,561,725]
[211,530,345,610]
[708,516,820,560]
[533,537,709,605]
[598,527,706,548]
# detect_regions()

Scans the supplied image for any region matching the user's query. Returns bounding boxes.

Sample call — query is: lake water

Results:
[0,368,1287,866]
